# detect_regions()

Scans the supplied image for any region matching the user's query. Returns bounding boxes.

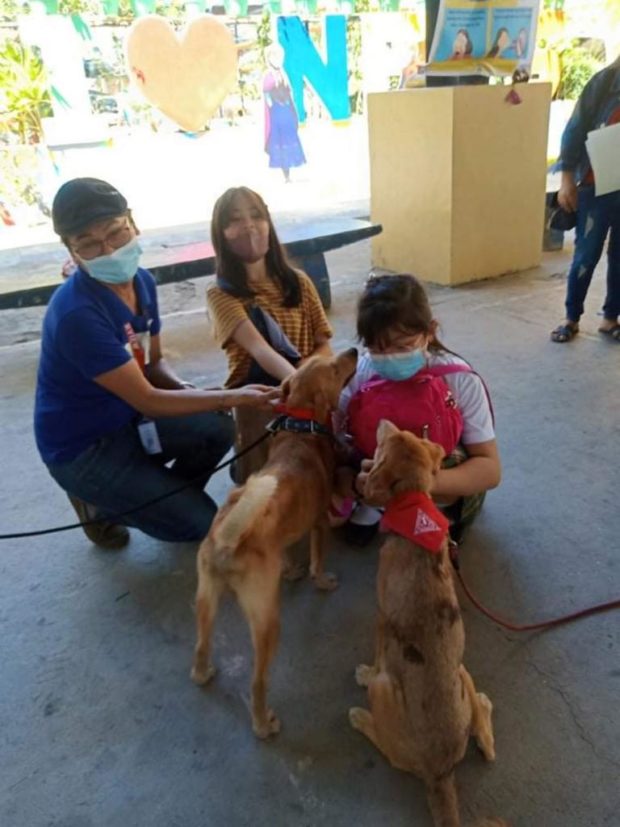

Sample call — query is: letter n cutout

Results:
[277,14,350,123]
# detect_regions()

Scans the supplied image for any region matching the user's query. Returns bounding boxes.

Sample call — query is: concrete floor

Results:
[0,236,619,827]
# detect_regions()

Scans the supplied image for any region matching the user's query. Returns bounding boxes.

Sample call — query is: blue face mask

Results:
[81,237,142,284]
[370,348,426,382]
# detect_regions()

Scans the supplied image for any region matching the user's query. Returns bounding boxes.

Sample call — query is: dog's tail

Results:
[212,474,278,558]
[425,772,460,827]
[472,821,509,827]
[426,774,508,827]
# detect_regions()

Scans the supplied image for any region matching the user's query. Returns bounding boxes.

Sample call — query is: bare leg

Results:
[460,665,496,761]
[238,562,282,738]
[310,522,338,591]
[191,563,223,685]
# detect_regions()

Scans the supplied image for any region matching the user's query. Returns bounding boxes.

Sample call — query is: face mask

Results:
[81,237,142,284]
[226,230,269,264]
[370,348,426,382]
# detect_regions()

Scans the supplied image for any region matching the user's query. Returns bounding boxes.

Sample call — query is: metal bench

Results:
[0,217,382,311]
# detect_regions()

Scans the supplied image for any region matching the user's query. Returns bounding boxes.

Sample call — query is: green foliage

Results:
[116,0,135,21]
[543,0,564,10]
[256,8,272,70]
[58,0,100,13]
[0,0,33,22]
[557,47,602,100]
[0,146,51,220]
[347,14,363,115]
[154,0,185,21]
[0,37,53,144]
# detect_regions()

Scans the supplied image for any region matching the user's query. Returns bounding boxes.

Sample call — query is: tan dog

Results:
[191,348,358,738]
[349,421,506,827]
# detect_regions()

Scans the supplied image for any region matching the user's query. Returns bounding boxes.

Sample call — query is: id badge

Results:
[137,418,162,455]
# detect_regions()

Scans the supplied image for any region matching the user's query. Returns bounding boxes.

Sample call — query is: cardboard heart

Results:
[126,15,237,132]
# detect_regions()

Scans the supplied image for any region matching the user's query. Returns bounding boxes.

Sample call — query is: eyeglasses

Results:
[71,220,133,260]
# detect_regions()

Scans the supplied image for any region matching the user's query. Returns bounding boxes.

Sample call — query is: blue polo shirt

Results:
[34,267,161,464]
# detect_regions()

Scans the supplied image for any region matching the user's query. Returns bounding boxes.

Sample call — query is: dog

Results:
[349,421,506,827]
[191,348,358,738]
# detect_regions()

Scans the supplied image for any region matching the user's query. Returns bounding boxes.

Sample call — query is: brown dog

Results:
[191,348,358,738]
[349,421,506,827]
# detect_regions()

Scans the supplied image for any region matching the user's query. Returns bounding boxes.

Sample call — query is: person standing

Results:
[551,58,620,343]
[263,44,306,183]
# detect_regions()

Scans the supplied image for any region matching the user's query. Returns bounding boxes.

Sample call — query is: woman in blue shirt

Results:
[35,178,276,548]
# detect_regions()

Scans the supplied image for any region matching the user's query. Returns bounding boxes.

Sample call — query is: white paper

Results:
[586,122,620,196]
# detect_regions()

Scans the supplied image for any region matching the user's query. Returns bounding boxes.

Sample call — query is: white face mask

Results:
[81,237,142,284]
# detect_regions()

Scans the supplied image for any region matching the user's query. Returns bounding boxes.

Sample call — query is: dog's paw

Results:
[349,706,371,732]
[190,662,216,686]
[253,709,281,739]
[475,692,496,762]
[355,664,376,688]
[282,561,308,582]
[313,571,339,591]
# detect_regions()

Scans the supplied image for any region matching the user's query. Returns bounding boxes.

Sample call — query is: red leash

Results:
[450,545,620,632]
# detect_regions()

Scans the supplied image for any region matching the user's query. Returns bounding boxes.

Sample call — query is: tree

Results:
[0,38,53,144]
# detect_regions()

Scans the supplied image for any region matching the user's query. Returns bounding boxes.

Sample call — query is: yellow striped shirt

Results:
[207,272,332,388]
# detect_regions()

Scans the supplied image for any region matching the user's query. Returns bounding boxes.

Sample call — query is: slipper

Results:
[598,324,620,342]
[550,323,579,343]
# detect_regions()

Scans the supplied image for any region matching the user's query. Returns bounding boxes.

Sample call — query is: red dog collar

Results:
[380,491,450,553]
[274,403,317,421]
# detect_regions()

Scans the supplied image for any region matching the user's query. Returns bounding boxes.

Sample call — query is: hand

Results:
[354,458,374,499]
[61,259,77,279]
[234,386,281,410]
[558,173,578,213]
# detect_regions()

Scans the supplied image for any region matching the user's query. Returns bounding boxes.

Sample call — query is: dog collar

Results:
[267,413,333,438]
[380,491,450,553]
[273,403,317,420]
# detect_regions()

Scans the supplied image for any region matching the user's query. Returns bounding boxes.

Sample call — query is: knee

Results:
[139,496,216,543]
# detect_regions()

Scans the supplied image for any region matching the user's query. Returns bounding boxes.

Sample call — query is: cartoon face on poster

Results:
[432,8,487,63]
[487,8,535,62]
[427,0,540,77]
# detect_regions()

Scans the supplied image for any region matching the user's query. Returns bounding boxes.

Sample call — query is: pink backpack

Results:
[347,364,477,458]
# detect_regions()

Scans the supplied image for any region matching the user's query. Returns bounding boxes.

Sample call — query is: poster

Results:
[427,0,540,77]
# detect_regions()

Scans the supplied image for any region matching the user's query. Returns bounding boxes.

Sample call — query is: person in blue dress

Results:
[263,44,306,183]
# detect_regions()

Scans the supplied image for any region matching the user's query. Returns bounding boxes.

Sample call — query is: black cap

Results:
[52,177,128,237]
[548,190,577,233]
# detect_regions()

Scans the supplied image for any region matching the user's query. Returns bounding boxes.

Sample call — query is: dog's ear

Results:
[280,375,292,401]
[425,441,445,474]
[377,419,398,446]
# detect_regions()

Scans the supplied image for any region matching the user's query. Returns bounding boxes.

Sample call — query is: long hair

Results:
[210,187,301,307]
[455,28,473,57]
[357,274,448,353]
[487,27,509,58]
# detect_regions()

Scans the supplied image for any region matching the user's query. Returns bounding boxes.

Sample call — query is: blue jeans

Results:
[565,186,620,323]
[47,412,234,543]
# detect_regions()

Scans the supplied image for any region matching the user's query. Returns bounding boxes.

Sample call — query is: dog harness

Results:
[380,491,450,554]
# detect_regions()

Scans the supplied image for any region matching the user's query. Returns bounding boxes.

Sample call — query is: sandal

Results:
[550,322,579,343]
[598,324,620,342]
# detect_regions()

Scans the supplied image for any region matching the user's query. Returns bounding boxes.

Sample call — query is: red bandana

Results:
[380,491,450,554]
